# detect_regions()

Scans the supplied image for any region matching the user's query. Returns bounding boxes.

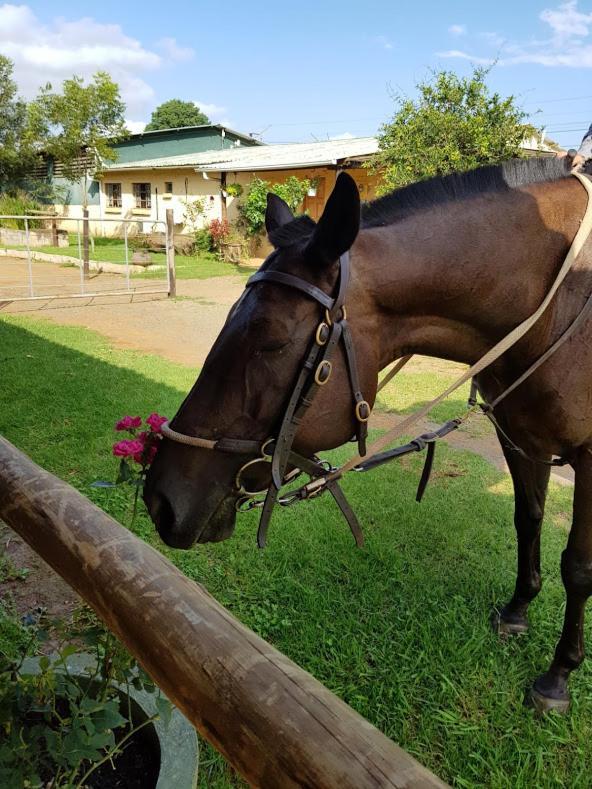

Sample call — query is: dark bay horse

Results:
[144,158,592,711]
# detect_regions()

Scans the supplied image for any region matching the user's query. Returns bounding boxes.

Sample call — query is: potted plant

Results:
[0,614,198,788]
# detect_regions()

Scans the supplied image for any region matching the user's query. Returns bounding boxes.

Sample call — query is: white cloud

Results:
[157,37,194,62]
[0,4,163,114]
[125,120,146,134]
[193,100,234,127]
[448,24,467,36]
[194,100,227,119]
[438,1,592,68]
[329,132,356,140]
[541,0,592,41]
[437,49,496,65]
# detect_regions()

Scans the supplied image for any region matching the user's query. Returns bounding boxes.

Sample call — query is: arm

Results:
[577,123,592,161]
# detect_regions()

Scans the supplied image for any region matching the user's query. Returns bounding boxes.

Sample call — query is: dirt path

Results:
[1,268,574,486]
[2,268,245,367]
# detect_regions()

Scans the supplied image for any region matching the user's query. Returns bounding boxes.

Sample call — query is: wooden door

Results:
[303,176,326,221]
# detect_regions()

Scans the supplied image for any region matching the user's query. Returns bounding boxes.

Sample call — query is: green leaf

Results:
[59,643,79,660]
[38,656,49,671]
[91,699,127,731]
[116,458,133,484]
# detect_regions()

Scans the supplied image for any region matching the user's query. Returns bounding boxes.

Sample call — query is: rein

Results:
[162,171,592,548]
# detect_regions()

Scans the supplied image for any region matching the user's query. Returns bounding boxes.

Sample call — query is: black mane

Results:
[361,156,573,228]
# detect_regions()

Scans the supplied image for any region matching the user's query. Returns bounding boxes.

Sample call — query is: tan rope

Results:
[161,422,217,450]
[330,171,592,479]
[376,355,414,392]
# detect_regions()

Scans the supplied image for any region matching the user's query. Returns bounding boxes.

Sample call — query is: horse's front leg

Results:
[493,434,551,635]
[531,446,592,713]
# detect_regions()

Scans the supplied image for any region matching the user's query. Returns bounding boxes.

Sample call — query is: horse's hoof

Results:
[527,686,570,715]
[491,609,528,637]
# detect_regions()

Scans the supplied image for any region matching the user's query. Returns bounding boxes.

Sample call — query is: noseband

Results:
[162,251,370,548]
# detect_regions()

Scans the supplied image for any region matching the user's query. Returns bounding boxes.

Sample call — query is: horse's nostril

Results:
[150,490,176,534]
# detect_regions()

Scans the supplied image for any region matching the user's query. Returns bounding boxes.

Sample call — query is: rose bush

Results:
[93,413,168,522]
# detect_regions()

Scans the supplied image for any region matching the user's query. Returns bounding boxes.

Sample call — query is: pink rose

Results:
[146,413,168,434]
[113,439,143,458]
[115,415,142,432]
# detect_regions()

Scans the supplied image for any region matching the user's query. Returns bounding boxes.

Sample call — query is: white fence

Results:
[0,210,176,304]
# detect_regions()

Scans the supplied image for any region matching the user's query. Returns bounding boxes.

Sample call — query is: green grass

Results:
[0,237,253,280]
[0,315,590,788]
[376,369,472,424]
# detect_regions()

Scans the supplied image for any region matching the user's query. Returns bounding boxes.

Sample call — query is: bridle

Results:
[162,249,370,548]
[162,171,592,549]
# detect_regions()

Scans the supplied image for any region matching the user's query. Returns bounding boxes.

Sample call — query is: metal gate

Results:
[0,210,176,304]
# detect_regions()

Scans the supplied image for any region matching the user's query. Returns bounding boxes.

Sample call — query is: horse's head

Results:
[144,173,379,548]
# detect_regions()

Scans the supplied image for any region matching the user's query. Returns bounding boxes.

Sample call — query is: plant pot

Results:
[219,240,247,263]
[131,250,152,266]
[22,654,199,789]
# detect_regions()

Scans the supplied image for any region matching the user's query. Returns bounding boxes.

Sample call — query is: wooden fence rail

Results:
[0,436,446,788]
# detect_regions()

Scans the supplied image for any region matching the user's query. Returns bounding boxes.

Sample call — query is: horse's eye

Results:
[259,340,291,354]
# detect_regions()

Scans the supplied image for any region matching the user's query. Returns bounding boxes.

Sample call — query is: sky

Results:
[1,1,592,150]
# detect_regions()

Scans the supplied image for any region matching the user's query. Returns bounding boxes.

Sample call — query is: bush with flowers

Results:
[92,412,167,520]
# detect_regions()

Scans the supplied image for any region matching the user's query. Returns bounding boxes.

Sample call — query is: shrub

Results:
[209,218,230,250]
[238,176,310,237]
[193,227,213,253]
[0,191,44,230]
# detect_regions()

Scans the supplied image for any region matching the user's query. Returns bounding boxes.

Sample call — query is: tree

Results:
[28,71,127,203]
[370,67,536,193]
[0,55,38,190]
[144,100,210,131]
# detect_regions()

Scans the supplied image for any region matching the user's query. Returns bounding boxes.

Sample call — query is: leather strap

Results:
[341,318,368,455]
[247,270,335,310]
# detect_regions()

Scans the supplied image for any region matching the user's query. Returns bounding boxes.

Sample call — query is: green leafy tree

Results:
[29,71,127,206]
[371,67,536,193]
[0,55,39,189]
[239,176,311,236]
[144,99,210,131]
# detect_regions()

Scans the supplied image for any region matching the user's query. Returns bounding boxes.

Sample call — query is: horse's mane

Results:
[361,156,573,228]
[268,157,576,247]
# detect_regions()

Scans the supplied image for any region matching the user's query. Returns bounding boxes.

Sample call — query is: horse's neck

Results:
[356,180,586,369]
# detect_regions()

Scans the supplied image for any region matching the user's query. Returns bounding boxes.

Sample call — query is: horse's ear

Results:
[265,193,294,234]
[306,172,360,265]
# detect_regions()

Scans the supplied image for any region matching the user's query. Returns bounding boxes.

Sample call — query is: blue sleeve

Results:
[577,123,592,159]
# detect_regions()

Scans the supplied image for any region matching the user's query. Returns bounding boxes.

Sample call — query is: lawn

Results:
[0,235,253,280]
[0,315,590,788]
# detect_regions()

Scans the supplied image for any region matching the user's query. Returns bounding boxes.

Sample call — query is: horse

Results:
[144,157,592,712]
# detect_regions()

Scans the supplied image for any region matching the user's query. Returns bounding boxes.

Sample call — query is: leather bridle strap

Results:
[246,270,336,310]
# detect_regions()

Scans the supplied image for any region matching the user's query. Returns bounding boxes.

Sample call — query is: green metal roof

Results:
[105,137,379,173]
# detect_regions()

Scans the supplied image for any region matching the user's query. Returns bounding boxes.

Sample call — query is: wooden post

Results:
[0,436,446,789]
[51,217,58,247]
[220,171,228,222]
[82,207,90,281]
[166,208,176,298]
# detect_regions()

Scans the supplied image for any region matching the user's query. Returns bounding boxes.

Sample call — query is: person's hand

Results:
[556,150,585,169]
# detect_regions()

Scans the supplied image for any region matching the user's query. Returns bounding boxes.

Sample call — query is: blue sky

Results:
[1,1,592,149]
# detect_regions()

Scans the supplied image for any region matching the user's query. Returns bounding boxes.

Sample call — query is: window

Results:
[164,181,173,194]
[133,182,151,209]
[105,182,122,208]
